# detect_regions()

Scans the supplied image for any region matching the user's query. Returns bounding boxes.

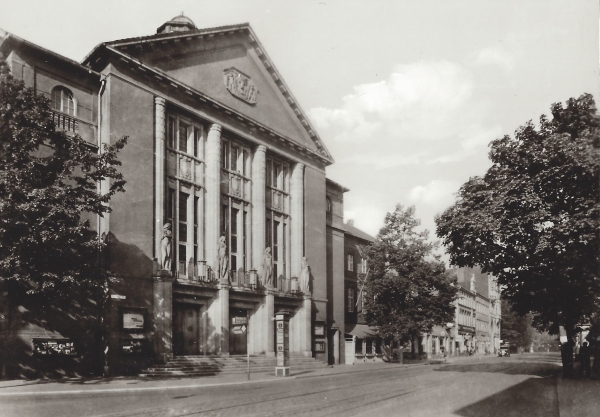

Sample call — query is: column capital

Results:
[256,144,267,153]
[294,162,305,171]
[155,96,166,106]
[209,123,222,134]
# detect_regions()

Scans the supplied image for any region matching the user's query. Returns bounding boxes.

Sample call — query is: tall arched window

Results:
[51,86,75,116]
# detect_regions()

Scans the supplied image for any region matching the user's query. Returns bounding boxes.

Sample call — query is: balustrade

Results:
[52,111,78,133]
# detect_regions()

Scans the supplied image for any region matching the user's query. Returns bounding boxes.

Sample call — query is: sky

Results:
[1,0,598,257]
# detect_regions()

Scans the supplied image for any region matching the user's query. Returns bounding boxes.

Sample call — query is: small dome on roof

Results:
[157,13,196,34]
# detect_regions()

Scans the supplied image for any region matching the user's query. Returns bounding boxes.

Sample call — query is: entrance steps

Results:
[140,353,330,377]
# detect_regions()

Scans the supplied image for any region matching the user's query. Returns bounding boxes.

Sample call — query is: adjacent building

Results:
[451,267,501,355]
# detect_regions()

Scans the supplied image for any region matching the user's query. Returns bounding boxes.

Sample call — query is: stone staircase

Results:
[140,353,330,377]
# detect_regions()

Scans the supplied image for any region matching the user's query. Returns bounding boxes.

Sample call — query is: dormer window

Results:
[51,86,76,116]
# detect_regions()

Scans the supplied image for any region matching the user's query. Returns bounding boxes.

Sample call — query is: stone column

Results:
[154,97,166,260]
[153,272,174,362]
[252,145,266,271]
[290,163,305,278]
[205,124,222,273]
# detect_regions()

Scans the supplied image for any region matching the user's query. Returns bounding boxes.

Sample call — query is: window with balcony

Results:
[51,86,76,116]
[266,156,291,290]
[51,86,78,132]
[165,114,206,279]
[221,137,251,285]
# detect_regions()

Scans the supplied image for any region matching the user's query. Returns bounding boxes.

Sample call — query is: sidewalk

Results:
[0,361,418,397]
[555,361,600,417]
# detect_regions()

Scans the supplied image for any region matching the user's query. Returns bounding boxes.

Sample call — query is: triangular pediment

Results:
[84,25,331,162]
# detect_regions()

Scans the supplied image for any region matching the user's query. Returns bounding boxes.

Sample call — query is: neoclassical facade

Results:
[0,15,338,377]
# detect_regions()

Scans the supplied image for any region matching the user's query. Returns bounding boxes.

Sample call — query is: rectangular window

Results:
[194,196,199,262]
[168,117,176,148]
[348,288,355,312]
[360,258,367,274]
[231,145,238,172]
[179,123,188,153]
[179,192,188,243]
[347,254,354,271]
[221,141,229,169]
[194,127,201,158]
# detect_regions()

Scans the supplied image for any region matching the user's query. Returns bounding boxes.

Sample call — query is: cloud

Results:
[310,61,474,147]
[344,205,388,237]
[475,45,516,71]
[309,60,498,169]
[408,180,461,207]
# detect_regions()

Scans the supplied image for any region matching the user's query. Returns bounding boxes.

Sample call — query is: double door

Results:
[174,304,201,356]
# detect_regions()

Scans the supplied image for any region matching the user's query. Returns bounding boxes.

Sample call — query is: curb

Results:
[0,376,290,397]
[0,363,422,396]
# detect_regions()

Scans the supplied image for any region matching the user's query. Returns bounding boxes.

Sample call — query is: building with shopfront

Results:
[0,15,354,378]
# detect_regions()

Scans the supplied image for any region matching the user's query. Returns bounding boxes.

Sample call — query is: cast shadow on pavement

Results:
[453,376,559,417]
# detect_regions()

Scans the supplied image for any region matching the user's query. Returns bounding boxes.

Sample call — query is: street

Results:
[2,353,597,417]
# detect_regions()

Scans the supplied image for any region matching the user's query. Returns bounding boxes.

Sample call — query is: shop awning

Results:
[345,324,377,339]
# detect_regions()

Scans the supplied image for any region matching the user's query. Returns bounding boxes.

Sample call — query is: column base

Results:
[275,367,290,377]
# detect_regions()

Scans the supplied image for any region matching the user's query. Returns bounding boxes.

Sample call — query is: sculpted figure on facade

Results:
[218,236,229,282]
[160,223,172,270]
[261,247,273,287]
[246,84,257,103]
[299,256,310,294]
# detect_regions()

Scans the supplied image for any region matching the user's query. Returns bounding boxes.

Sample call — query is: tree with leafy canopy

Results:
[0,54,127,376]
[364,205,457,360]
[436,93,599,341]
[500,299,534,352]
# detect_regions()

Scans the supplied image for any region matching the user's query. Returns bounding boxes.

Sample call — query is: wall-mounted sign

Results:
[314,341,325,353]
[111,294,126,300]
[314,323,325,336]
[32,339,77,356]
[121,339,145,355]
[224,68,257,104]
[232,317,247,325]
[122,311,144,330]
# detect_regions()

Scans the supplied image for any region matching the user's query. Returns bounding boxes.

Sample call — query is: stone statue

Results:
[217,236,228,282]
[299,256,310,294]
[261,247,273,287]
[160,223,172,270]
[470,273,476,292]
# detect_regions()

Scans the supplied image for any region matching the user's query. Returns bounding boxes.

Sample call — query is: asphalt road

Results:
[0,354,569,417]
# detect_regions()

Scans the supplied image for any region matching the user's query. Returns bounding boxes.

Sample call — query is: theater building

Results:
[0,15,342,377]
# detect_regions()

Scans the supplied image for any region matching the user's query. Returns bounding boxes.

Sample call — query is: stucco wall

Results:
[105,75,155,278]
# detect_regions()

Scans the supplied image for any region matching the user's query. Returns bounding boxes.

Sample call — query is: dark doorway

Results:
[174,304,201,356]
[229,309,248,355]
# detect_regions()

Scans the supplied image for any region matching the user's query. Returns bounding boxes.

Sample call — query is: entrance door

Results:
[174,305,200,356]
[229,309,248,355]
[345,338,355,365]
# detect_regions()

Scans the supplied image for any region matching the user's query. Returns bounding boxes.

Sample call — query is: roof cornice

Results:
[0,28,100,78]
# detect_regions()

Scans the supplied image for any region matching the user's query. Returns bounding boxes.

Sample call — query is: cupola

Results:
[156,13,196,34]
